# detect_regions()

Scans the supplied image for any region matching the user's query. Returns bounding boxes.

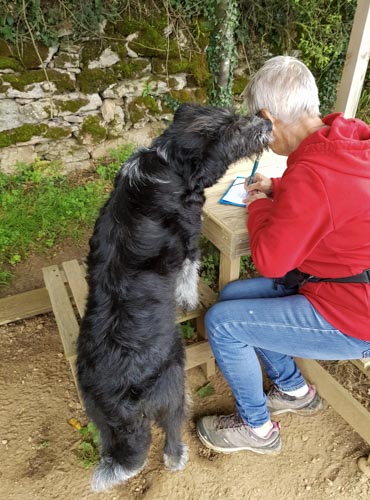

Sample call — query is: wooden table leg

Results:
[219,253,240,291]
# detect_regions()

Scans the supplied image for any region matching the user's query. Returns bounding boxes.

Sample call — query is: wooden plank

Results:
[198,279,218,308]
[185,340,214,371]
[176,307,203,324]
[334,0,370,117]
[351,359,370,377]
[219,253,240,290]
[68,355,83,403]
[62,260,88,318]
[0,288,52,325]
[42,265,79,360]
[295,358,370,444]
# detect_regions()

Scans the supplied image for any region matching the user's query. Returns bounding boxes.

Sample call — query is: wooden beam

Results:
[334,0,370,117]
[42,265,79,360]
[295,358,370,445]
[0,288,52,325]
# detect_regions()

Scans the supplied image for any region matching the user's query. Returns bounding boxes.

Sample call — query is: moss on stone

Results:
[53,52,76,68]
[127,96,161,124]
[17,42,49,69]
[3,69,75,92]
[77,68,116,94]
[142,96,160,113]
[0,123,48,148]
[152,54,210,86]
[113,58,149,80]
[80,40,106,67]
[127,101,146,124]
[119,17,179,59]
[233,76,249,95]
[0,39,13,58]
[0,56,22,71]
[80,116,107,143]
[110,41,128,61]
[195,20,212,50]
[0,80,9,93]
[44,126,71,140]
[194,87,208,104]
[57,98,89,113]
[191,54,210,87]
[170,87,208,105]
[170,89,196,103]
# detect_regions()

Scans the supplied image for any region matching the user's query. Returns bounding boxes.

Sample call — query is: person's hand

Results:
[244,191,268,209]
[244,172,273,196]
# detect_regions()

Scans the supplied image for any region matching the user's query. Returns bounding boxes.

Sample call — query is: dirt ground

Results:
[1,251,370,500]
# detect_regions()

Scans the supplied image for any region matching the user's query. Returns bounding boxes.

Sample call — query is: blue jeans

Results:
[205,277,370,428]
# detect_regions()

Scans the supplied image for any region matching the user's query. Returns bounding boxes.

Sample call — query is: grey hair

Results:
[245,56,320,124]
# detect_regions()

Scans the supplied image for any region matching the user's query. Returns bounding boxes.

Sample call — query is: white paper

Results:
[221,178,249,206]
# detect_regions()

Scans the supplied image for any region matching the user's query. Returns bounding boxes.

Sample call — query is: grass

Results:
[0,145,134,286]
[0,141,258,289]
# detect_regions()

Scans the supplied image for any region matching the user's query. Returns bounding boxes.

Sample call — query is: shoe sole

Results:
[196,429,282,455]
[268,394,324,416]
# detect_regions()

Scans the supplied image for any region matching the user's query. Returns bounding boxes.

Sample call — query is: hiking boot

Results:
[267,384,323,416]
[196,413,281,455]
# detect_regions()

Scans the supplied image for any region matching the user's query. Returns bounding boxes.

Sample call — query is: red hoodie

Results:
[247,113,370,341]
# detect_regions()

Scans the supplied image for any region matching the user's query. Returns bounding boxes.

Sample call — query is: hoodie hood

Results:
[288,113,370,178]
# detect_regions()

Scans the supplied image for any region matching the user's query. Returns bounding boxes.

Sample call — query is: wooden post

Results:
[334,0,370,118]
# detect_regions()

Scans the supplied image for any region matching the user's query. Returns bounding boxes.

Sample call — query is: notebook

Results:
[219,177,249,207]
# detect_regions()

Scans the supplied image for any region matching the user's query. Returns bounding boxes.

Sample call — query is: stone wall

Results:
[0,18,232,173]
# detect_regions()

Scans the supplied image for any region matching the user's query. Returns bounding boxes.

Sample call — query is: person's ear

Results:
[259,108,275,123]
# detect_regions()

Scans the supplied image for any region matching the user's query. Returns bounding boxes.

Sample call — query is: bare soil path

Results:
[1,245,369,499]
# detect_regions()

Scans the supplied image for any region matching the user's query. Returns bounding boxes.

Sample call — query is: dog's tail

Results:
[91,456,145,492]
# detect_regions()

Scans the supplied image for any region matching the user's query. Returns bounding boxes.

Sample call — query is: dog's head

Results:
[153,103,272,191]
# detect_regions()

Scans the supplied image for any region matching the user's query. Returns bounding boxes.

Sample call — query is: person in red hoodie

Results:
[197,56,370,455]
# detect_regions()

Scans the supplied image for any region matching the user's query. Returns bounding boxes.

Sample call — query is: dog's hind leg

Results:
[162,409,189,471]
[91,418,151,493]
[155,364,189,471]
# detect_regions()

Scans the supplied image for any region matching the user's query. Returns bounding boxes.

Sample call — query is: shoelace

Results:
[216,413,247,430]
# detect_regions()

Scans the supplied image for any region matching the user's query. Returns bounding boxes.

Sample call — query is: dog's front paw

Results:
[164,443,188,471]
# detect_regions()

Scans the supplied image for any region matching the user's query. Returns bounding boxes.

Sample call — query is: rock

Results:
[35,138,90,165]
[0,99,22,131]
[88,48,120,69]
[101,99,116,122]
[0,145,37,173]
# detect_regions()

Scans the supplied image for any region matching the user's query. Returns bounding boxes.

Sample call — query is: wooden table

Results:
[203,150,287,289]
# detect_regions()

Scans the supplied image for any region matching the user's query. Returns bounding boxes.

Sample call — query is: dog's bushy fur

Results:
[77,104,272,492]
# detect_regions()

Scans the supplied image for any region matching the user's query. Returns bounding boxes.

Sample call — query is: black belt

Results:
[277,268,370,289]
[305,269,370,284]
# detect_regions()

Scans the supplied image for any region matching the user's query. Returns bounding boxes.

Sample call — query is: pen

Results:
[247,153,261,186]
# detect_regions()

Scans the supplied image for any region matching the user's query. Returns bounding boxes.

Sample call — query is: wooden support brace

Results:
[295,358,370,445]
[334,0,370,117]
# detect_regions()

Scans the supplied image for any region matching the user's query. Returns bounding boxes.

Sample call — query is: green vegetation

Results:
[0,124,71,148]
[76,422,100,468]
[0,145,134,286]
[179,321,196,340]
[2,69,75,92]
[80,116,107,143]
[197,381,215,398]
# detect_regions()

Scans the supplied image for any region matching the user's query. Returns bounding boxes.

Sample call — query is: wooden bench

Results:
[42,259,217,401]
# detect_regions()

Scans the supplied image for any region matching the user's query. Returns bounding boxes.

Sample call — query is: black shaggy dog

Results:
[77,103,272,492]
